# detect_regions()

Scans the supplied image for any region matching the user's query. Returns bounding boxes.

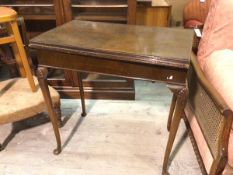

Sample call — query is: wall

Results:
[167,0,189,26]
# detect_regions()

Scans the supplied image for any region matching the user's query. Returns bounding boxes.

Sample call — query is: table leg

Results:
[37,67,61,154]
[77,72,87,117]
[54,102,62,127]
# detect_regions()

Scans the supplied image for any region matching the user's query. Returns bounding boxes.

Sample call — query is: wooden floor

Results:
[0,81,201,175]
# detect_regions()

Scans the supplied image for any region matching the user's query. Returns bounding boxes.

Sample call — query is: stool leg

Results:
[6,33,26,77]
[7,21,36,92]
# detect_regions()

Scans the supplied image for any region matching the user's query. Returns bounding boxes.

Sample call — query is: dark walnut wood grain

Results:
[33,50,188,85]
[30,22,194,159]
[30,20,193,123]
[30,20,193,69]
[59,0,136,100]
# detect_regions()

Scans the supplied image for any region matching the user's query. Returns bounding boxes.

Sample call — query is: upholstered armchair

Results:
[183,0,210,28]
[163,0,233,174]
[183,0,211,54]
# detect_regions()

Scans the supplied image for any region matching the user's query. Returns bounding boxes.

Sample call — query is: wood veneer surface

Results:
[30,20,193,69]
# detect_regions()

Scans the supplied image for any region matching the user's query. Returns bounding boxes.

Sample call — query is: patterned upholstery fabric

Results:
[197,0,233,169]
[188,0,233,173]
[197,0,233,70]
[0,77,60,124]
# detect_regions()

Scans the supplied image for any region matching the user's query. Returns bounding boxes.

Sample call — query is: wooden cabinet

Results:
[58,0,136,100]
[136,0,171,27]
[71,0,128,22]
[0,0,59,38]
[0,0,136,100]
[61,0,136,24]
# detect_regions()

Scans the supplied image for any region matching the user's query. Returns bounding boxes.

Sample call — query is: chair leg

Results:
[167,93,177,131]
[162,88,187,175]
[37,67,61,155]
[167,85,184,131]
[77,72,86,117]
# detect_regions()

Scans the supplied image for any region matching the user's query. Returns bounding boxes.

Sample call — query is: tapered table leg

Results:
[37,67,61,155]
[77,72,86,117]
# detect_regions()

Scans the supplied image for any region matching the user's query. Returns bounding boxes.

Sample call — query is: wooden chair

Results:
[163,0,233,174]
[162,53,233,175]
[182,0,210,54]
[0,7,61,154]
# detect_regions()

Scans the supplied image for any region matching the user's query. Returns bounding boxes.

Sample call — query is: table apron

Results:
[37,50,188,85]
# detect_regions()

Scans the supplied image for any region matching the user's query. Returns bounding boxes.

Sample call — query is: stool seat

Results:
[0,7,17,23]
[0,7,36,92]
[0,77,60,125]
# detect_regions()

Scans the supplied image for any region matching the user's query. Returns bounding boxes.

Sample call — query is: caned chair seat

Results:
[0,7,17,23]
[0,77,60,125]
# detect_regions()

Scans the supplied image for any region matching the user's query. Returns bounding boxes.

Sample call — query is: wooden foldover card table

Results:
[29,20,193,131]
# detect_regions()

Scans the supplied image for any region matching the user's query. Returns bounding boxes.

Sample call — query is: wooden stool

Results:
[0,7,36,92]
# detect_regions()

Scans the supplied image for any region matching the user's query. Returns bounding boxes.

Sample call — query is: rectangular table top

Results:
[30,20,193,69]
